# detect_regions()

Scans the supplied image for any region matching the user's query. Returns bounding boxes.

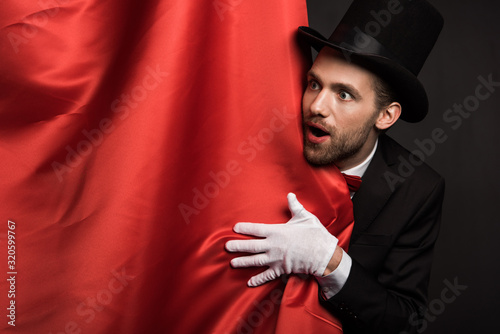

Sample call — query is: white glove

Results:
[225,193,338,287]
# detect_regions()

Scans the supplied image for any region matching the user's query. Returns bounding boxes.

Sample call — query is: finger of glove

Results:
[287,193,318,225]
[287,192,308,218]
[230,253,270,268]
[233,222,273,237]
[248,268,280,287]
[225,239,268,253]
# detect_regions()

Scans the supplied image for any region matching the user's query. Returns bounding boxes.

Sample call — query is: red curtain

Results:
[0,1,353,333]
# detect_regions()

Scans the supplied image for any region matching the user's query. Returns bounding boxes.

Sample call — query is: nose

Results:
[308,90,330,118]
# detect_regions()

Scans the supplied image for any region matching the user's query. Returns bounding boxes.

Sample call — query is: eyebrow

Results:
[307,70,363,99]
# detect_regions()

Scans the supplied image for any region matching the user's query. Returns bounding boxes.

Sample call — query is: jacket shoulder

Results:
[378,134,444,189]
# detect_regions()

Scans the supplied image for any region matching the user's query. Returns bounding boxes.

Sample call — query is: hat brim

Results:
[298,26,428,123]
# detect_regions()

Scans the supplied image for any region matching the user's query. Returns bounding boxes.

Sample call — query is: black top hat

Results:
[298,0,444,122]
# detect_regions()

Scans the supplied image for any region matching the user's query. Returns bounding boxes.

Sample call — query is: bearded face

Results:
[301,48,383,170]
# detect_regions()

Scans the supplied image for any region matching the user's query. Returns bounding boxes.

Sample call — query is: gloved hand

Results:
[225,193,338,287]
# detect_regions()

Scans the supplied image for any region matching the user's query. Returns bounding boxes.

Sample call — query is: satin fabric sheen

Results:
[0,1,353,333]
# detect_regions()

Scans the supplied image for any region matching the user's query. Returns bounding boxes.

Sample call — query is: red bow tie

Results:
[342,173,362,192]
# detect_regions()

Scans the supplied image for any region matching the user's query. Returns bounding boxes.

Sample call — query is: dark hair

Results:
[372,75,398,112]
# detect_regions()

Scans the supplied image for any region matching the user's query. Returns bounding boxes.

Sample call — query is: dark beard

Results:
[302,118,376,166]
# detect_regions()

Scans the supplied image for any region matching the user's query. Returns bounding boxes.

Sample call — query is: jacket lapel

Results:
[350,135,397,243]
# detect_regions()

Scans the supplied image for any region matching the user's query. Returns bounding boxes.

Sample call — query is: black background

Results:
[306,0,500,332]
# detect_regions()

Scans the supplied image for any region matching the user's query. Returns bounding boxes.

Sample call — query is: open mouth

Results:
[306,122,330,144]
[310,125,329,137]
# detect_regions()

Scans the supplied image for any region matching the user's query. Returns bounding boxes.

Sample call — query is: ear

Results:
[375,102,401,130]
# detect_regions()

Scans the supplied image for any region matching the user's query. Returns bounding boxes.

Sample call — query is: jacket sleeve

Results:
[320,176,445,334]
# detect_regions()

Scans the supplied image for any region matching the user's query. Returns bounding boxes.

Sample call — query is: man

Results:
[225,0,445,333]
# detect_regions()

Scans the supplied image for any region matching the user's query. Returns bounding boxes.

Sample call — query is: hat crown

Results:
[329,0,444,76]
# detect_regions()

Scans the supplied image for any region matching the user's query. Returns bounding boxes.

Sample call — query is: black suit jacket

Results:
[321,134,445,334]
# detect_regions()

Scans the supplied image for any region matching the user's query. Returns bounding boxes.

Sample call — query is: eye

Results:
[309,80,321,91]
[339,90,354,101]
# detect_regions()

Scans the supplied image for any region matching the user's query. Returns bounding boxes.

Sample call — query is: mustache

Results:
[303,118,331,131]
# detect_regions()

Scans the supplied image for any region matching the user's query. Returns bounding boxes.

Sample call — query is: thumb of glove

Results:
[287,193,306,218]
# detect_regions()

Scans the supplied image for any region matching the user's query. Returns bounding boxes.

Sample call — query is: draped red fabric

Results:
[0,1,354,333]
